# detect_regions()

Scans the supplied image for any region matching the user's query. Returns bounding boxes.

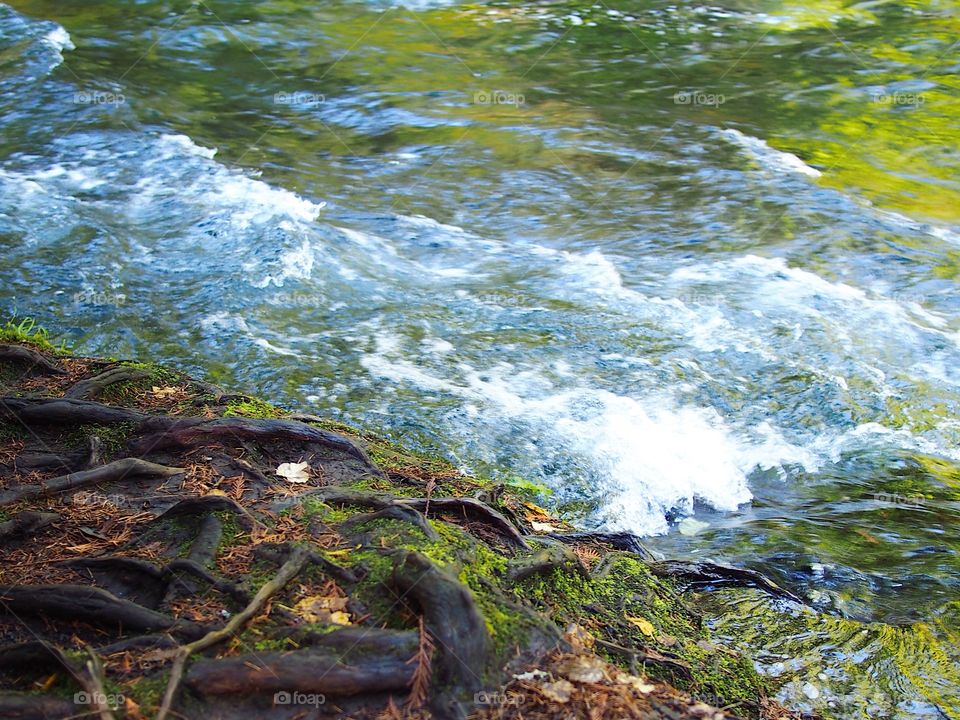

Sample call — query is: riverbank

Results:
[0,323,810,720]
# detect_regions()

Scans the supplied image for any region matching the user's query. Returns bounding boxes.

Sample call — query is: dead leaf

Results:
[151,386,178,398]
[614,670,655,694]
[293,595,351,625]
[626,616,656,637]
[276,461,311,484]
[555,655,606,684]
[538,679,574,703]
[563,623,595,650]
[854,528,880,544]
[530,521,558,533]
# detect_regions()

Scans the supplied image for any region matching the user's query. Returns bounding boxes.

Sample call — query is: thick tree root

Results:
[0,397,147,426]
[0,585,207,639]
[0,458,185,507]
[0,344,66,376]
[275,625,419,656]
[391,550,491,718]
[0,694,78,720]
[402,496,530,549]
[132,416,382,475]
[548,531,657,560]
[340,503,440,541]
[649,560,805,604]
[64,366,152,400]
[64,556,168,609]
[0,511,59,540]
[151,495,262,531]
[185,650,415,696]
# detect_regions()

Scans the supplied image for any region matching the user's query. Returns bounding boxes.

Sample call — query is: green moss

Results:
[64,422,136,458]
[513,554,768,713]
[223,397,284,419]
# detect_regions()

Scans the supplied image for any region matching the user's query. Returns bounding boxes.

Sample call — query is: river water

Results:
[1,0,958,716]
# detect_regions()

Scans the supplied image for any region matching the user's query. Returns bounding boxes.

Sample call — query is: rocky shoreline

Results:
[0,323,808,720]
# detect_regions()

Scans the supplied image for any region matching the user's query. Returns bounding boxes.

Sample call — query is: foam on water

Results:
[721,128,822,178]
[358,328,830,534]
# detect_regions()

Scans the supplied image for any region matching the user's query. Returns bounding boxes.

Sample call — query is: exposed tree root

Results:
[0,344,66,376]
[401,496,530,549]
[64,366,152,400]
[0,585,207,639]
[0,694,78,720]
[151,495,261,531]
[391,550,491,718]
[132,416,382,475]
[155,545,312,720]
[648,560,805,604]
[64,556,168,609]
[186,513,222,566]
[0,457,185,507]
[95,634,179,655]
[184,650,415,697]
[251,542,359,585]
[0,511,59,540]
[548,531,657,560]
[594,638,694,679]
[506,540,589,583]
[0,397,147,426]
[275,625,419,656]
[163,559,251,603]
[340,503,440,541]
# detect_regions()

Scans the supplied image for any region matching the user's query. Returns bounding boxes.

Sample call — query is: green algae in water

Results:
[701,589,960,720]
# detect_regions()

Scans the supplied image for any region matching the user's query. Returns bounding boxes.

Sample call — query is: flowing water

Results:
[1,0,958,715]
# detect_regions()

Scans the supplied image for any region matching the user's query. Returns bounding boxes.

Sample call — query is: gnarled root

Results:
[0,585,207,639]
[132,416,382,476]
[648,560,805,604]
[401,497,530,550]
[64,366,152,400]
[391,550,491,718]
[0,344,66,376]
[0,458,184,507]
[0,397,147,426]
[184,651,415,697]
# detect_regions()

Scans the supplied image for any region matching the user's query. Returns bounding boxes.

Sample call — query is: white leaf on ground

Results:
[276,461,311,483]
